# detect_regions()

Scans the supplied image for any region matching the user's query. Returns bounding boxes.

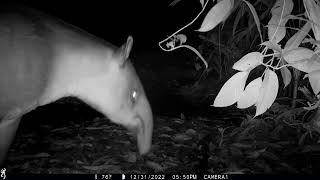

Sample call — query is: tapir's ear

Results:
[118,36,133,67]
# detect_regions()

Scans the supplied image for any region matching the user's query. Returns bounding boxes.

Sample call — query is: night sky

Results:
[4,0,203,53]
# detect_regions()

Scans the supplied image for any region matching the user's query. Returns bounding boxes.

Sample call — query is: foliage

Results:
[160,0,320,126]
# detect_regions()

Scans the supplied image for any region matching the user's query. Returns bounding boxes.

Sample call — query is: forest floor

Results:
[5,102,320,174]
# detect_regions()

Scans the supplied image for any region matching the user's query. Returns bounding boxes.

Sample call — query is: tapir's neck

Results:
[38,45,114,106]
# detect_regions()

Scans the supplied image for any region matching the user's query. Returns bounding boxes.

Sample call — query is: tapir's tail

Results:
[0,118,21,166]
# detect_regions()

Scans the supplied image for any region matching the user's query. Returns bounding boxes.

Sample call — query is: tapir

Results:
[0,5,153,165]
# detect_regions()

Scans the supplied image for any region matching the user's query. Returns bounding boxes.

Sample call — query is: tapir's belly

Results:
[0,20,53,116]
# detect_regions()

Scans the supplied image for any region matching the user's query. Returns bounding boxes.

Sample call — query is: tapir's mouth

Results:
[132,115,152,155]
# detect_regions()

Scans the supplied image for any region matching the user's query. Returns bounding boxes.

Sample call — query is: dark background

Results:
[8,0,202,52]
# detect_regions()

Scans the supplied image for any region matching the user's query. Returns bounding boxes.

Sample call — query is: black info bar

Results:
[4,174,320,180]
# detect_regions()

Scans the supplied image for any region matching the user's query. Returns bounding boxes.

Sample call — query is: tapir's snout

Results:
[135,97,153,155]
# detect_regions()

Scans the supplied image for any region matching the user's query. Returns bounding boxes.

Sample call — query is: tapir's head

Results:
[84,36,153,155]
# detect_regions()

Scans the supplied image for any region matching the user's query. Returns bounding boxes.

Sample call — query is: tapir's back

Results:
[0,12,54,116]
[0,6,114,116]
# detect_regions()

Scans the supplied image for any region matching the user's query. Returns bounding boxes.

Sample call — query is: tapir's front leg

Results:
[0,109,24,165]
[0,101,38,165]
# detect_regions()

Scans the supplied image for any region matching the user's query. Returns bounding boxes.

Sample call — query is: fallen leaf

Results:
[146,161,164,172]
[173,134,192,142]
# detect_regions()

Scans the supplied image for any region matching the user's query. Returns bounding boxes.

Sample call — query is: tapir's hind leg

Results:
[0,108,24,166]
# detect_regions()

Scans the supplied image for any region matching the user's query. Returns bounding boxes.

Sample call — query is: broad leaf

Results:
[268,0,293,43]
[169,0,185,7]
[268,15,287,43]
[255,69,279,117]
[304,0,320,40]
[233,52,263,71]
[213,71,249,107]
[280,66,291,88]
[290,59,320,73]
[200,0,205,7]
[283,48,320,73]
[237,77,262,109]
[284,22,311,51]
[271,0,293,16]
[197,0,233,32]
[283,47,314,63]
[306,70,320,94]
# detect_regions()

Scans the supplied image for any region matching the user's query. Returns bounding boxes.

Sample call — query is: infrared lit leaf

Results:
[284,22,311,51]
[213,71,249,107]
[280,67,291,88]
[176,34,187,44]
[268,15,287,43]
[255,69,279,117]
[283,47,314,63]
[237,77,262,109]
[271,0,293,16]
[306,70,320,94]
[169,0,183,7]
[304,0,320,40]
[197,0,232,32]
[261,41,281,53]
[200,0,205,7]
[268,0,293,43]
[291,60,320,73]
[233,52,263,71]
[283,48,320,73]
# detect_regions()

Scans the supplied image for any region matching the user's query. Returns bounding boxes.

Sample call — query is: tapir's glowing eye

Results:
[133,90,137,99]
[131,90,138,104]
